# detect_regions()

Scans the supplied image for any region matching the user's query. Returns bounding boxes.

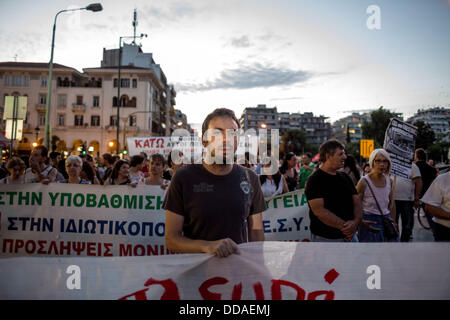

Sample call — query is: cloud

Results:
[176,62,313,92]
[270,97,304,101]
[140,2,201,25]
[229,35,251,48]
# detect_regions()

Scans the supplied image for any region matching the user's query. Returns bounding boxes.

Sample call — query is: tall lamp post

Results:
[44,3,103,150]
[116,33,147,155]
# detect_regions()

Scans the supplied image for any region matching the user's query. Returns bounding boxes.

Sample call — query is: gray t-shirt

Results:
[163,164,266,244]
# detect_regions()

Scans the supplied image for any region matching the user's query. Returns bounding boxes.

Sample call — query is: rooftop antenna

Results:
[132,8,138,45]
[13,54,18,62]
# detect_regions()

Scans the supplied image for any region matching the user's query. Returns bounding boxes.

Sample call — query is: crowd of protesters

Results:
[1,126,449,245]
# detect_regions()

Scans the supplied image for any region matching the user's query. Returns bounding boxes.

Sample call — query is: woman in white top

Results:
[259,159,289,198]
[129,155,146,184]
[142,154,169,190]
[356,149,397,242]
[0,157,26,184]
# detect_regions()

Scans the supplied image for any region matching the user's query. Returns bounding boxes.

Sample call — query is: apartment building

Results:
[0,44,187,156]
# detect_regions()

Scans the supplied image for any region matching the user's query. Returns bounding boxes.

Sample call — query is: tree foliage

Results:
[362,106,402,148]
[412,120,435,150]
[281,129,308,155]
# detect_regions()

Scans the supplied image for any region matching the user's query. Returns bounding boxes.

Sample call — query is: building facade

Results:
[407,107,450,142]
[332,112,371,143]
[239,104,331,148]
[0,44,189,157]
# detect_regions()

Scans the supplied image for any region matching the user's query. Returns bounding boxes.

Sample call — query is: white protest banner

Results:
[127,133,262,162]
[1,242,449,300]
[0,185,310,258]
[0,184,168,257]
[383,118,417,179]
[127,136,203,158]
[262,190,311,242]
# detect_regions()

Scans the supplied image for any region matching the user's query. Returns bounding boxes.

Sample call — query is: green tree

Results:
[281,129,308,155]
[428,141,450,164]
[411,120,435,150]
[362,106,402,148]
[345,141,361,159]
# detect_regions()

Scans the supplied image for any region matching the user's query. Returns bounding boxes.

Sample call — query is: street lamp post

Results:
[116,33,147,155]
[44,3,103,150]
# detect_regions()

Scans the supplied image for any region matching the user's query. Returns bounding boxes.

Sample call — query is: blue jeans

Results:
[395,200,414,242]
[358,214,399,242]
[311,233,359,242]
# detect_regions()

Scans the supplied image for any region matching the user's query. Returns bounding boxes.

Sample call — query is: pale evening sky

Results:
[1,0,449,130]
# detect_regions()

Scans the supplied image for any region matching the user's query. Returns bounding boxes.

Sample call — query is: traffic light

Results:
[81,143,87,155]
[123,149,128,155]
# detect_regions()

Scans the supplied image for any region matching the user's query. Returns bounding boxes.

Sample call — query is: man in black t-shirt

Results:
[163,108,266,258]
[305,139,362,241]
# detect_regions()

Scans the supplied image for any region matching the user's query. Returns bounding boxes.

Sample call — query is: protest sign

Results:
[0,185,310,257]
[383,118,417,179]
[0,184,168,257]
[1,242,449,300]
[126,133,263,163]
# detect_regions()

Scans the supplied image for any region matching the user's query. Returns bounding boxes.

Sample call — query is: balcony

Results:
[35,103,46,112]
[72,103,86,112]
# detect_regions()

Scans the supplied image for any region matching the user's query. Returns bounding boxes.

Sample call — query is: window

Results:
[91,115,100,127]
[93,96,100,107]
[41,76,47,87]
[121,78,130,88]
[110,116,118,126]
[12,75,22,86]
[57,114,65,126]
[39,94,46,104]
[129,115,137,127]
[23,75,30,87]
[74,115,84,126]
[38,114,46,126]
[132,79,137,88]
[57,94,67,107]
[113,78,118,88]
[3,75,10,86]
[76,95,83,105]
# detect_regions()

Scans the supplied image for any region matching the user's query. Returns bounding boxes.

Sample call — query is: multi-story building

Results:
[407,107,450,142]
[0,43,188,157]
[332,112,371,143]
[240,104,278,132]
[298,112,331,146]
[239,104,331,148]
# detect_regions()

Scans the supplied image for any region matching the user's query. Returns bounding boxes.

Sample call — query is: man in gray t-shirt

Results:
[163,108,266,258]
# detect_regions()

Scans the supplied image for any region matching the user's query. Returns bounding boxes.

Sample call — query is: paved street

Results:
[411,209,434,242]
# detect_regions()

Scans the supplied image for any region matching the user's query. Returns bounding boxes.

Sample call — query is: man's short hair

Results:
[304,152,312,159]
[415,148,427,161]
[319,139,344,163]
[33,145,49,164]
[150,153,166,166]
[201,108,240,140]
[130,155,144,167]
